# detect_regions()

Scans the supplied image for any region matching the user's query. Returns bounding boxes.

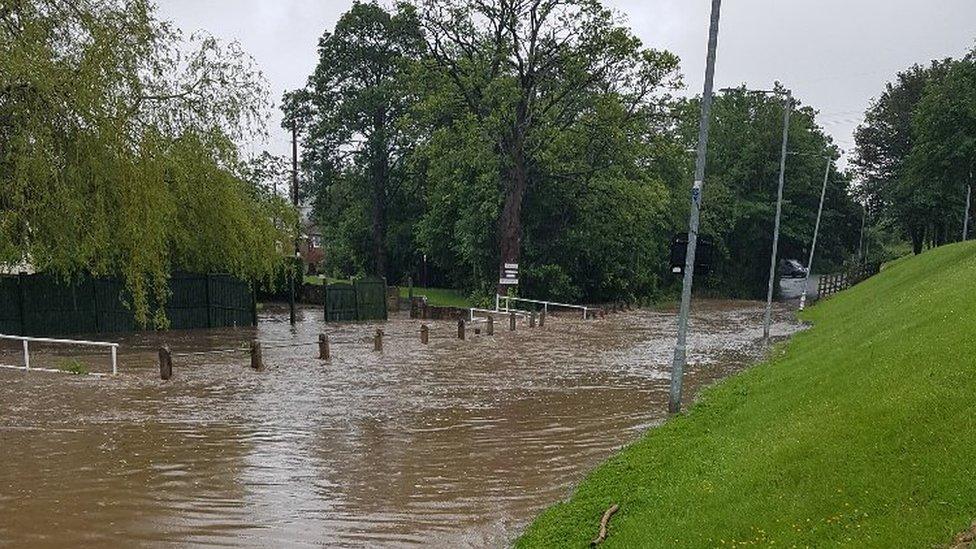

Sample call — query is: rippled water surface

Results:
[0,301,801,547]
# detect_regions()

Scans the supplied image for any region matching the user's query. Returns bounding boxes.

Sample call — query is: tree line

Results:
[853,50,976,256]
[284,0,862,302]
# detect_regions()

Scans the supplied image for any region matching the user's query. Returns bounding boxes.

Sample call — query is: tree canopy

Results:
[0,0,293,326]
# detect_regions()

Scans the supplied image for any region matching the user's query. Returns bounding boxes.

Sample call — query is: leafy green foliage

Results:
[675,88,859,298]
[519,242,976,548]
[0,1,292,326]
[853,56,970,255]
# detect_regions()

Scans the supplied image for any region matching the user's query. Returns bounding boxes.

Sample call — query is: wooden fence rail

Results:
[817,263,880,300]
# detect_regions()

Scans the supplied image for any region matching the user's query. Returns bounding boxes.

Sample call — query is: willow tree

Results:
[0,0,292,327]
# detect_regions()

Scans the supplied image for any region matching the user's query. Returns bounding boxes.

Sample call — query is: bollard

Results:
[539,309,546,328]
[600,308,606,319]
[374,329,383,352]
[159,345,172,380]
[457,319,465,340]
[250,340,263,371]
[318,333,330,360]
[529,312,536,328]
[486,314,494,336]
[420,324,429,344]
[510,312,516,331]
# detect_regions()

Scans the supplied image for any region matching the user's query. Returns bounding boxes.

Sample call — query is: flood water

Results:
[0,300,801,547]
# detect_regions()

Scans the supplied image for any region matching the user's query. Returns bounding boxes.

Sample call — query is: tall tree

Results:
[285,1,424,278]
[852,60,953,254]
[906,51,976,246]
[415,0,680,294]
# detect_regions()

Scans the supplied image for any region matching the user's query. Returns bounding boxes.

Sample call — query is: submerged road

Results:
[0,300,801,547]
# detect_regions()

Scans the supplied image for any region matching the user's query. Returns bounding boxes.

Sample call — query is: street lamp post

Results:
[799,156,831,311]
[668,0,723,415]
[762,90,792,343]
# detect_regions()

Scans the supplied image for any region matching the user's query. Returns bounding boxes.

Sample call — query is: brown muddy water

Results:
[0,300,801,547]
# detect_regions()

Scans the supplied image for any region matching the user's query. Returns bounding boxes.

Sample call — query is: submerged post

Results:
[318,333,330,360]
[486,314,494,336]
[374,329,383,352]
[158,345,172,380]
[509,312,516,331]
[529,312,536,328]
[420,324,429,344]
[457,319,465,340]
[250,340,263,371]
[539,310,546,328]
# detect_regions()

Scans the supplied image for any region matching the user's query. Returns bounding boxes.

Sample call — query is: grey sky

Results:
[156,0,976,169]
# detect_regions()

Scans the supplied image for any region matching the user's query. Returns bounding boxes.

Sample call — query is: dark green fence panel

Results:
[94,278,136,333]
[0,272,254,336]
[325,284,358,322]
[0,276,23,334]
[355,277,388,321]
[22,275,97,335]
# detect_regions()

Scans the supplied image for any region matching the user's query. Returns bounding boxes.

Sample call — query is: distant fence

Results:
[817,263,880,300]
[324,276,388,322]
[0,273,255,336]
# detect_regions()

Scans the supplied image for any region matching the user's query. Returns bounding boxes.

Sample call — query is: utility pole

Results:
[964,173,972,241]
[290,119,299,326]
[668,0,722,415]
[799,157,831,311]
[762,91,792,343]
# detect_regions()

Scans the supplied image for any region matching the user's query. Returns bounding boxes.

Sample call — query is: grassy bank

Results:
[518,242,976,547]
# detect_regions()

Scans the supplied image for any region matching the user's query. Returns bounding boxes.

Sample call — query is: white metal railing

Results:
[496,294,590,319]
[0,334,119,376]
[468,307,529,321]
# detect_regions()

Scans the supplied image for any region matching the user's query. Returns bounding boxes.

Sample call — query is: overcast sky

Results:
[156,0,976,169]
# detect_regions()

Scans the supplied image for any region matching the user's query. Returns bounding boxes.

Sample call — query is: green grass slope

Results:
[518,242,976,548]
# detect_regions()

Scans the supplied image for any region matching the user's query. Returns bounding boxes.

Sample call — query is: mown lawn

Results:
[399,286,472,308]
[518,242,976,548]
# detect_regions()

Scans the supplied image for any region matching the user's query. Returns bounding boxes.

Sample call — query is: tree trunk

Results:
[370,109,389,278]
[497,109,528,296]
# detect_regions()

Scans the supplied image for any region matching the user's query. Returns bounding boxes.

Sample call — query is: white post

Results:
[111,346,118,376]
[495,294,500,312]
[22,339,29,371]
[582,307,587,320]
[544,302,548,315]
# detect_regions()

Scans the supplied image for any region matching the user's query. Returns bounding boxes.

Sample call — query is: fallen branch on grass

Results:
[590,504,619,546]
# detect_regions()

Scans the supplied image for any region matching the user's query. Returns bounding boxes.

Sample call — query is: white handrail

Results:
[469,307,528,321]
[497,295,589,319]
[0,334,119,375]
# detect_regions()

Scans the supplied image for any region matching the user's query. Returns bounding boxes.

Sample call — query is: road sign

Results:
[499,278,519,285]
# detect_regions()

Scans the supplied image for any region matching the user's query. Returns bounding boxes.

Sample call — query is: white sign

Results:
[504,263,519,270]
[503,269,518,277]
[499,278,519,285]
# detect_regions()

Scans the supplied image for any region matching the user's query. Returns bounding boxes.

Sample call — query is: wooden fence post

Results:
[374,329,383,352]
[250,340,263,371]
[486,314,494,336]
[318,333,330,360]
[159,345,172,380]
[539,310,546,327]
[529,312,536,328]
[457,319,465,340]
[420,324,429,344]
[509,312,516,331]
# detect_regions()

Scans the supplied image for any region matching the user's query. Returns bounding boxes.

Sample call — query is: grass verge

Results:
[518,241,976,548]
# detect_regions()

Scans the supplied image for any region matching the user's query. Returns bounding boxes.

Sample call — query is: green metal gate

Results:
[323,277,388,322]
[325,284,358,321]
